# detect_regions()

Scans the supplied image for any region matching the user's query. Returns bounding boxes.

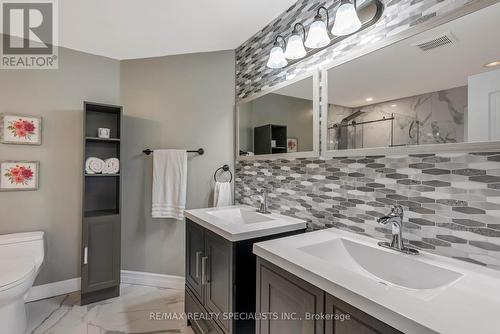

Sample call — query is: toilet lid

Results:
[0,259,35,289]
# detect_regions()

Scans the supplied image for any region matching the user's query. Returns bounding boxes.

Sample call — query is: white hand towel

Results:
[103,158,120,174]
[213,182,233,207]
[152,149,187,220]
[85,157,104,174]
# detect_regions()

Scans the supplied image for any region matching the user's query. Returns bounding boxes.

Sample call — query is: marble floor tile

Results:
[25,284,194,334]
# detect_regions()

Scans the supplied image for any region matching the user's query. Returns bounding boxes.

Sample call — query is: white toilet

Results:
[0,232,45,334]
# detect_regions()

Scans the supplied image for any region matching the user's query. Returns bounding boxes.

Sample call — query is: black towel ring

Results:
[214,164,232,183]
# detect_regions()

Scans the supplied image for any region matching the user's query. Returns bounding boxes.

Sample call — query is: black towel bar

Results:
[142,148,204,155]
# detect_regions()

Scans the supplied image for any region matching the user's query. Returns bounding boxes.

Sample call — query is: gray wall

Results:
[120,50,235,276]
[252,94,313,152]
[0,45,120,285]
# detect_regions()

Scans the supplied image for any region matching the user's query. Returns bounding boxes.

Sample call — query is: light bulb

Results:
[266,45,288,69]
[485,61,500,68]
[331,1,362,36]
[305,19,330,49]
[284,34,307,60]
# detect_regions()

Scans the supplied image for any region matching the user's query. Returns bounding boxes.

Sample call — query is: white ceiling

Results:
[2,0,297,60]
[328,2,500,107]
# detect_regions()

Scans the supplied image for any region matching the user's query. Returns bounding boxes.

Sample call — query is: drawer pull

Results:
[83,246,88,265]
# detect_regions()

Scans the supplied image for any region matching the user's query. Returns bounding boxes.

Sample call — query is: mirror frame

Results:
[320,0,500,158]
[236,70,320,161]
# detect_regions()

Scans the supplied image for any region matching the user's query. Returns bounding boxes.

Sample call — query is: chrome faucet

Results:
[377,205,419,255]
[256,189,271,214]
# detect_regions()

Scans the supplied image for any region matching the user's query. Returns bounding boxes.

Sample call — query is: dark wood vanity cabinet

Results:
[186,220,206,302]
[257,258,324,334]
[256,258,403,334]
[185,218,305,334]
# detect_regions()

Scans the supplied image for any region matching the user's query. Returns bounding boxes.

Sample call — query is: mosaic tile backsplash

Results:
[235,152,500,269]
[235,0,475,100]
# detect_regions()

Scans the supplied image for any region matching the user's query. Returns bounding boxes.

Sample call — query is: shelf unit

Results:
[81,102,122,305]
[85,136,121,143]
[254,124,288,155]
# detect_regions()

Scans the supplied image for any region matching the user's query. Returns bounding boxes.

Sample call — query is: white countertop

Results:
[253,228,500,334]
[184,205,307,242]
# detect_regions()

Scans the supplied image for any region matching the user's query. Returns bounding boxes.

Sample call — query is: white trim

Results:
[321,68,329,157]
[321,141,500,158]
[237,151,318,161]
[237,70,317,105]
[319,0,500,158]
[320,49,500,157]
[25,271,185,303]
[121,270,185,290]
[26,277,81,303]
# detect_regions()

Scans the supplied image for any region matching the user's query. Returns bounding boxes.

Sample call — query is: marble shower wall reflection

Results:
[327,86,467,150]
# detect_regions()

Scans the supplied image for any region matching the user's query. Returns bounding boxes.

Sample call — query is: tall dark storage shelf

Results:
[81,102,122,305]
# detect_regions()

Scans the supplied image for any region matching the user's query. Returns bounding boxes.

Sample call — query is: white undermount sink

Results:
[253,228,500,333]
[299,238,463,290]
[206,208,275,224]
[184,205,306,242]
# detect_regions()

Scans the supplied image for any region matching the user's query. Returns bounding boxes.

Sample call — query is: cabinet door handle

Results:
[192,319,208,334]
[201,256,209,285]
[83,246,88,265]
[195,251,202,278]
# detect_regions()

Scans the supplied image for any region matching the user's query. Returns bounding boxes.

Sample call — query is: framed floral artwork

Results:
[287,138,298,153]
[0,161,39,191]
[0,114,42,145]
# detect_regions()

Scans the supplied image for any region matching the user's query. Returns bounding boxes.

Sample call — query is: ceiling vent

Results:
[413,32,457,52]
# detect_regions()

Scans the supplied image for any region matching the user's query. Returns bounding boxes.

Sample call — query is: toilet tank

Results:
[0,232,45,272]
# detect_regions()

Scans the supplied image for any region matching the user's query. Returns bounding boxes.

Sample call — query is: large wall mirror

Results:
[322,2,500,156]
[237,71,319,160]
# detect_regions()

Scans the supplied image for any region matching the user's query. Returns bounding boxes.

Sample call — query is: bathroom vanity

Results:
[253,228,500,334]
[184,205,307,334]
[256,258,401,334]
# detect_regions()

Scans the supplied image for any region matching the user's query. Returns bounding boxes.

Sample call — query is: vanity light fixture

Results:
[285,23,307,59]
[484,60,500,68]
[267,36,288,69]
[305,6,331,49]
[331,0,362,36]
[366,97,374,102]
[266,0,383,69]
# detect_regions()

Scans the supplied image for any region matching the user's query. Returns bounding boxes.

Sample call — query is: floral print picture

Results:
[1,114,42,145]
[287,138,298,153]
[0,161,39,191]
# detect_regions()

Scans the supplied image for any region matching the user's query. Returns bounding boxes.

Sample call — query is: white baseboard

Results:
[26,277,81,302]
[25,271,184,303]
[121,270,185,290]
